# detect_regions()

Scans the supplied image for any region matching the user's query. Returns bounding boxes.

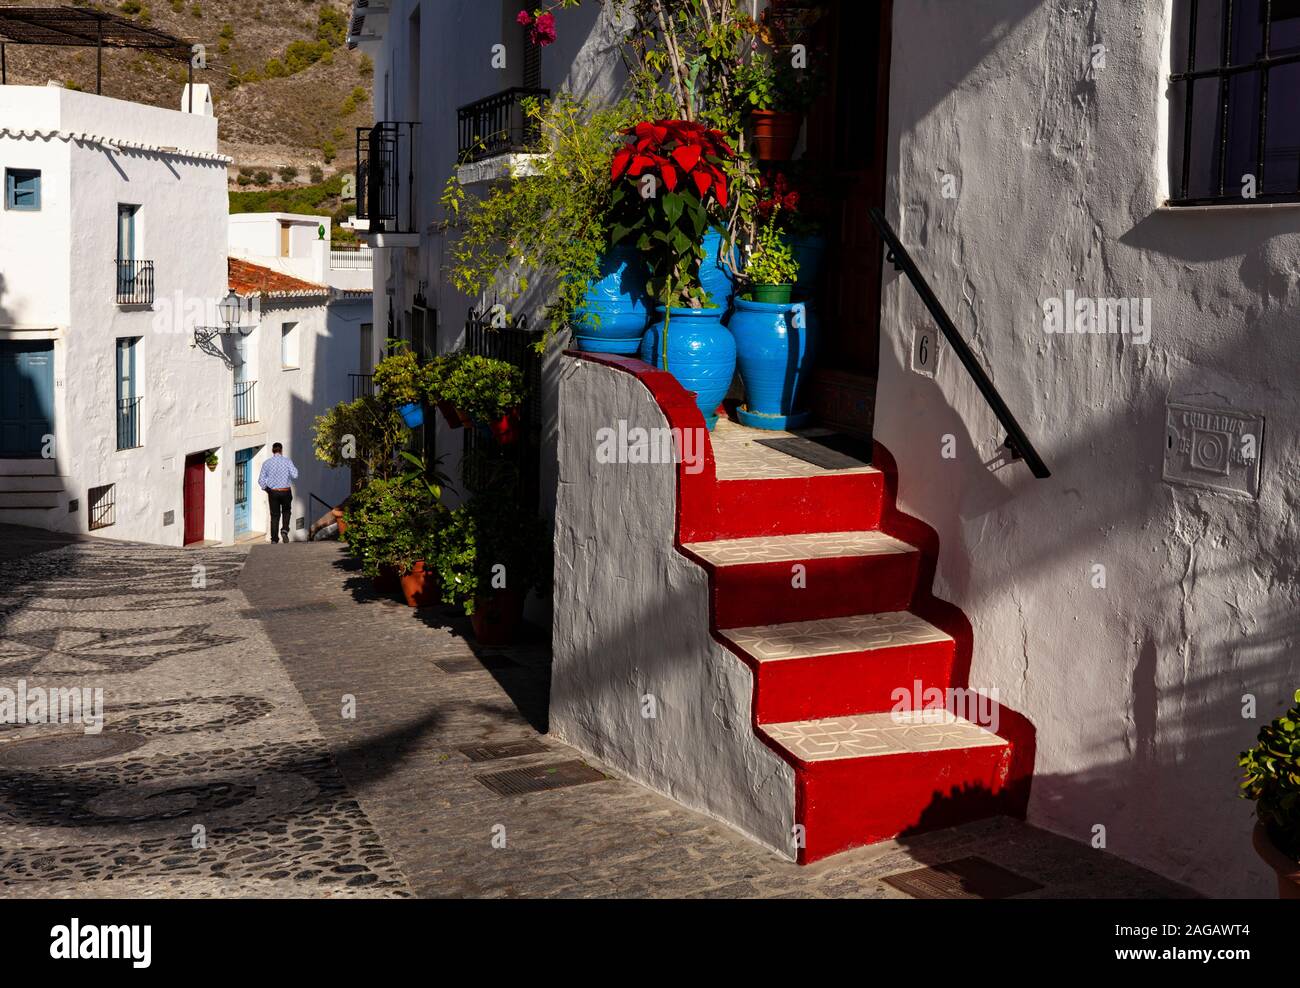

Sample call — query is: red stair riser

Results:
[795,743,1016,865]
[706,551,920,629]
[684,474,884,543]
[749,639,957,724]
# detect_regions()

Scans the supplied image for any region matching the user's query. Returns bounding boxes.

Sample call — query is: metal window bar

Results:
[330,247,373,269]
[461,311,542,511]
[116,395,142,450]
[1170,0,1300,203]
[233,380,257,425]
[114,259,154,304]
[354,121,418,232]
[868,208,1051,480]
[349,373,375,400]
[456,87,550,163]
[87,483,115,530]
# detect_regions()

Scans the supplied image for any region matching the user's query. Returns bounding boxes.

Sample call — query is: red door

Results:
[183,454,206,545]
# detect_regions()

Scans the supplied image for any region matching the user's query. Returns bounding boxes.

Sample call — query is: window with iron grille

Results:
[116,337,143,450]
[88,484,115,531]
[1170,0,1300,204]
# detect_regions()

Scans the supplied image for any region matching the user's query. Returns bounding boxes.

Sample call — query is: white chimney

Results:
[180,83,214,117]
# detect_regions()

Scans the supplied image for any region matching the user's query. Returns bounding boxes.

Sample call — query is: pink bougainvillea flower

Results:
[532,11,558,46]
[516,9,532,25]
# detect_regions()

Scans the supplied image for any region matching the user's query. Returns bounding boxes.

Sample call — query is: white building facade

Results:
[0,85,369,545]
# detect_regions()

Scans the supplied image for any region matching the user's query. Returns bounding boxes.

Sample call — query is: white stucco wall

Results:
[878,0,1295,896]
[552,357,796,854]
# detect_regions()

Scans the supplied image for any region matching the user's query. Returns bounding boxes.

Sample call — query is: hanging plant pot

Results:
[489,407,522,445]
[457,407,474,427]
[399,560,440,608]
[751,110,802,161]
[1254,822,1300,899]
[436,400,464,429]
[470,590,526,646]
[397,402,424,429]
[372,564,401,594]
[639,306,736,431]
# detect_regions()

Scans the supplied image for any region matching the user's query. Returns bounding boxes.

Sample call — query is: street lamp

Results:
[193,291,255,350]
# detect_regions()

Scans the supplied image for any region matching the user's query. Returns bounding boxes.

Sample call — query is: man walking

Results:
[258,442,298,544]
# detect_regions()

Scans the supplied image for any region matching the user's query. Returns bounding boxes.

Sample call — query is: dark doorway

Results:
[183,453,206,545]
[0,341,54,458]
[803,0,892,439]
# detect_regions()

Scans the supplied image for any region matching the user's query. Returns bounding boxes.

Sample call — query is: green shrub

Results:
[434,493,551,615]
[309,165,324,184]
[1241,689,1300,860]
[278,165,300,183]
[342,477,444,577]
[312,394,405,485]
[264,58,287,79]
[373,346,427,408]
[438,355,525,424]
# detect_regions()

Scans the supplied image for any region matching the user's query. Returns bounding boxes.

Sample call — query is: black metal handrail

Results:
[349,373,375,400]
[233,379,257,425]
[356,121,418,233]
[114,259,154,305]
[457,87,549,163]
[868,207,1051,480]
[116,396,143,450]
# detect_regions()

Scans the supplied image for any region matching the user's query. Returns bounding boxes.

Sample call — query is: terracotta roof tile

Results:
[228,257,327,297]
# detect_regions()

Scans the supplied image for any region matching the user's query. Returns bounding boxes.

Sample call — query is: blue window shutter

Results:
[5,169,41,210]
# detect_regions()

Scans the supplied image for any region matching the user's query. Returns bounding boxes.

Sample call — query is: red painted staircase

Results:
[573,353,1035,865]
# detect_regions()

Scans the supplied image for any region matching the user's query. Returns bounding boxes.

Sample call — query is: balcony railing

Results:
[114,260,155,305]
[349,373,375,400]
[457,87,549,164]
[355,121,418,234]
[330,246,373,270]
[233,380,257,426]
[116,396,143,450]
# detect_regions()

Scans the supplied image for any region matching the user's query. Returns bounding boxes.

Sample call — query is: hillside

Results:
[1,0,373,195]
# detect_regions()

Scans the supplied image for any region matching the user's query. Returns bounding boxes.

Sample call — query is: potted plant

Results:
[434,492,551,646]
[205,451,219,472]
[373,344,427,429]
[736,2,827,162]
[1240,688,1300,898]
[341,473,446,604]
[439,355,526,445]
[743,206,799,304]
[610,119,738,430]
[426,351,469,428]
[312,394,406,490]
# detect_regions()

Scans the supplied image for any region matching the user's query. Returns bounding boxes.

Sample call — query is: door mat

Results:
[458,738,548,762]
[435,654,516,674]
[474,759,607,796]
[756,433,874,471]
[881,856,1044,899]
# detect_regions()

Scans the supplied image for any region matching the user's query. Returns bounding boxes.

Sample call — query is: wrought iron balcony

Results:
[457,87,549,164]
[349,373,375,400]
[355,121,418,236]
[116,396,143,450]
[114,259,154,305]
[233,380,257,426]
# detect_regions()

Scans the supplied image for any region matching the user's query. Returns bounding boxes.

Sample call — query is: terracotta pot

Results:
[332,509,348,538]
[470,590,525,646]
[399,560,440,608]
[1253,821,1300,899]
[489,407,522,445]
[437,399,465,429]
[750,110,801,161]
[371,564,401,594]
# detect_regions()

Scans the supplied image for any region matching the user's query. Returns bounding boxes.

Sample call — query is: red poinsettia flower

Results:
[611,118,734,207]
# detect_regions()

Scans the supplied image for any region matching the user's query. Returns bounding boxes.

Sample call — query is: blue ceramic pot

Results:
[572,246,650,354]
[786,233,826,291]
[730,298,816,430]
[639,306,736,431]
[397,402,424,429]
[699,227,736,313]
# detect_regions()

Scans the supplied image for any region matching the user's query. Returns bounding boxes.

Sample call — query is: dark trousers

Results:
[267,489,292,541]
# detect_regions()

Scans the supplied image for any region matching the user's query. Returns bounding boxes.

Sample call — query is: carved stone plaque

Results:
[1163,402,1263,498]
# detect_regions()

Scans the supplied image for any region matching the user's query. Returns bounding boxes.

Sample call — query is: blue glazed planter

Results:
[731,298,816,431]
[572,246,650,354]
[699,228,736,313]
[639,306,736,431]
[397,402,424,429]
[786,233,826,291]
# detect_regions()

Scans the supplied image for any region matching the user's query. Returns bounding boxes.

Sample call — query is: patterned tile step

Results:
[710,420,880,481]
[761,710,1007,763]
[720,611,951,662]
[684,530,914,566]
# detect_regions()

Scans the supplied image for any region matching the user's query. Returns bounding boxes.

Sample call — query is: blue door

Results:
[0,342,55,458]
[234,447,255,535]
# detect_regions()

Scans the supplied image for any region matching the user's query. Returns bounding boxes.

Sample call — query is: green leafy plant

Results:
[204,450,219,469]
[1240,689,1300,861]
[743,206,799,289]
[434,492,551,615]
[372,343,427,408]
[341,476,445,577]
[312,394,405,487]
[438,355,525,424]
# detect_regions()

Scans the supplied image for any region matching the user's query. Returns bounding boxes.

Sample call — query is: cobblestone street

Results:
[0,527,1195,898]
